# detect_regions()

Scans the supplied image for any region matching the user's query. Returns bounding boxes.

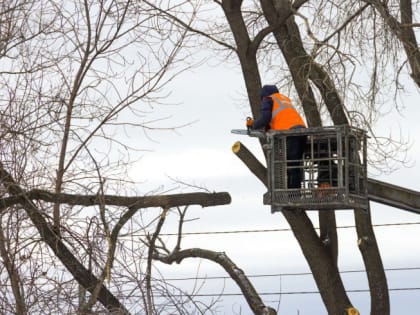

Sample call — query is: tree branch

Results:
[0,162,230,313]
[232,141,267,185]
[142,0,237,51]
[364,0,420,87]
[319,3,370,45]
[145,207,169,315]
[0,222,27,314]
[0,163,130,314]
[154,248,276,315]
[251,0,309,54]
[0,189,231,211]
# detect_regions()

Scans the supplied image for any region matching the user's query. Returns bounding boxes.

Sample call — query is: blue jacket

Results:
[253,85,279,130]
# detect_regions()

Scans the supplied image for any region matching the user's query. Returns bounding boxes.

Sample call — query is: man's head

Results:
[260,85,279,99]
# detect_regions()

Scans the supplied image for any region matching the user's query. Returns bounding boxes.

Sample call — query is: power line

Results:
[159,221,420,236]
[6,220,420,247]
[7,221,420,241]
[164,266,420,282]
[154,287,420,298]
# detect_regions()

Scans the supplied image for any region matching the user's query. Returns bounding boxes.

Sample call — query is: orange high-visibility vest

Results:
[270,93,306,130]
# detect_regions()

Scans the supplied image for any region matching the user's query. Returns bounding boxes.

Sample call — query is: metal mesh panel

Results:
[264,126,368,211]
[272,136,287,190]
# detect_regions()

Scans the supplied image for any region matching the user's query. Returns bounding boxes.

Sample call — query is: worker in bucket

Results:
[246,84,307,189]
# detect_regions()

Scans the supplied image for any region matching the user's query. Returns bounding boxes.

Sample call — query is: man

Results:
[247,85,307,189]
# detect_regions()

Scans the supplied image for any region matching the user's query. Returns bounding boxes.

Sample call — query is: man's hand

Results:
[246,117,254,130]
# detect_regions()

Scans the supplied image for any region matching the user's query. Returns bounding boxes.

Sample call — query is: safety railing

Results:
[262,125,368,212]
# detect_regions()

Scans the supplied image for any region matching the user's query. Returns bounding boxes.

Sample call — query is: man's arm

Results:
[253,98,272,129]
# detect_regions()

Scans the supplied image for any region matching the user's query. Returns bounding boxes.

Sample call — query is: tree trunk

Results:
[260,1,389,313]
[223,0,389,312]
[354,207,390,315]
[232,142,352,314]
[221,0,263,117]
[260,0,339,267]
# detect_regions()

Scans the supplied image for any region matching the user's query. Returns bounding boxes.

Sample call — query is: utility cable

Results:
[152,287,420,298]
[159,221,420,236]
[164,266,420,282]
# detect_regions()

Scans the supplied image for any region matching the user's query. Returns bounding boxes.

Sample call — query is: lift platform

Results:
[232,126,420,214]
[232,125,368,212]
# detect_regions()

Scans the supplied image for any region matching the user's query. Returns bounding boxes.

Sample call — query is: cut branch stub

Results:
[232,141,267,186]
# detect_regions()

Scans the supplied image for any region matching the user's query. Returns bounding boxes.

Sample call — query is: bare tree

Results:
[143,1,420,314]
[0,0,233,314]
[1,0,419,314]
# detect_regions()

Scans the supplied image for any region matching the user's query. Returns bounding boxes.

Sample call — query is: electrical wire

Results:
[152,287,420,298]
[164,266,420,282]
[159,221,420,236]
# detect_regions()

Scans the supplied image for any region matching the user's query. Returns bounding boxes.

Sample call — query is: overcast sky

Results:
[130,59,420,314]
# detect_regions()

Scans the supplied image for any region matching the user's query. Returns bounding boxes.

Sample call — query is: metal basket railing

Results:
[262,125,368,211]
